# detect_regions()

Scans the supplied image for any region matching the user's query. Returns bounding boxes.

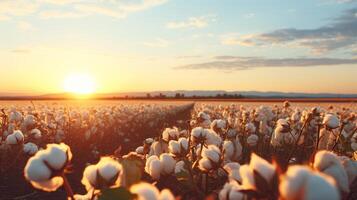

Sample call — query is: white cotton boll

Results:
[6,130,24,145]
[246,134,259,147]
[191,127,207,143]
[145,156,162,180]
[249,153,276,182]
[9,110,22,122]
[168,140,180,155]
[205,129,222,147]
[136,146,144,154]
[313,151,349,193]
[198,111,210,121]
[202,145,221,163]
[130,182,160,200]
[223,163,241,183]
[280,166,339,200]
[145,138,154,145]
[223,140,242,162]
[25,154,52,182]
[24,152,64,192]
[159,153,176,175]
[339,156,357,185]
[148,141,168,156]
[41,143,72,170]
[162,128,179,142]
[323,114,340,129]
[30,128,42,139]
[219,181,244,200]
[211,119,227,130]
[81,157,123,191]
[198,158,213,171]
[178,137,189,152]
[158,189,175,200]
[24,114,36,127]
[23,142,38,155]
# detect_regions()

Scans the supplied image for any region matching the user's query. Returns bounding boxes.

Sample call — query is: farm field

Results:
[0,100,356,200]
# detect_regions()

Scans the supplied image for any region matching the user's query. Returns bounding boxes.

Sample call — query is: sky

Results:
[0,0,357,95]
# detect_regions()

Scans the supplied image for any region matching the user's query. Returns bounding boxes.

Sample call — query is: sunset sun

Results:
[63,74,96,95]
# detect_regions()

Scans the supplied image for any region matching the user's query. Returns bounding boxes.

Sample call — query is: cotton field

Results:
[0,100,357,200]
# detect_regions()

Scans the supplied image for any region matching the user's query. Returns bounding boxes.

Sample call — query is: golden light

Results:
[63,74,96,96]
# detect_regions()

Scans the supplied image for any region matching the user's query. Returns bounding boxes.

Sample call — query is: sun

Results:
[63,74,96,96]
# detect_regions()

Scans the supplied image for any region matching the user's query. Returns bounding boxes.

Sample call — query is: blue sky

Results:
[0,0,356,94]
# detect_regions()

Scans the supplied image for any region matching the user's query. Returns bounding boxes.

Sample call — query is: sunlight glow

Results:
[63,74,96,95]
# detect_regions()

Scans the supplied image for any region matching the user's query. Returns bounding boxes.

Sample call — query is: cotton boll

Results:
[223,140,242,162]
[81,157,123,191]
[178,137,189,152]
[23,142,38,155]
[159,153,176,175]
[205,129,222,147]
[202,145,221,163]
[219,181,244,200]
[168,140,180,155]
[223,162,241,183]
[23,114,36,127]
[24,151,64,192]
[245,123,256,134]
[249,153,276,183]
[323,114,340,129]
[190,127,207,144]
[145,156,162,180]
[6,130,24,145]
[246,134,259,147]
[339,156,357,185]
[313,151,349,193]
[162,127,179,142]
[198,158,213,172]
[280,166,340,200]
[130,182,160,200]
[41,143,72,170]
[136,146,144,154]
[30,128,42,139]
[148,141,168,156]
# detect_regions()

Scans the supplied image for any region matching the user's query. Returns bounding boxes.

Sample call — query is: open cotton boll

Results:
[219,181,244,200]
[178,137,189,152]
[162,127,179,142]
[280,166,340,200]
[9,110,22,122]
[41,143,72,170]
[130,182,174,200]
[168,140,180,155]
[145,156,163,180]
[239,164,255,190]
[198,158,213,172]
[148,141,168,156]
[81,157,123,191]
[205,129,222,147]
[24,150,64,192]
[323,114,340,129]
[136,146,144,154]
[30,128,42,139]
[245,123,256,134]
[339,156,357,185]
[6,130,24,145]
[211,119,227,131]
[23,142,38,155]
[223,140,242,162]
[23,114,36,127]
[191,127,207,144]
[159,153,176,175]
[246,134,259,147]
[313,151,349,193]
[202,145,221,163]
[223,163,241,183]
[249,153,276,182]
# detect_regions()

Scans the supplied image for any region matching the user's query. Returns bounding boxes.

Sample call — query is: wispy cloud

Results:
[166,15,216,29]
[11,48,31,54]
[222,8,357,54]
[243,13,255,18]
[1,0,168,20]
[17,21,35,31]
[143,38,170,47]
[175,56,357,70]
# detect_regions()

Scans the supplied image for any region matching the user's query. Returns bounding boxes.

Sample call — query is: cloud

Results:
[143,38,170,47]
[0,0,38,20]
[17,21,35,31]
[166,15,216,29]
[244,13,255,18]
[1,0,168,20]
[175,56,357,70]
[224,8,357,54]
